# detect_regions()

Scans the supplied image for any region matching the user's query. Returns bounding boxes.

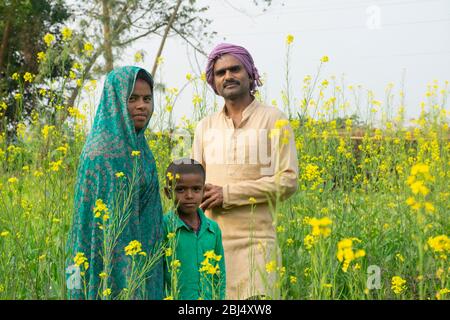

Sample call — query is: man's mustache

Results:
[223,80,240,87]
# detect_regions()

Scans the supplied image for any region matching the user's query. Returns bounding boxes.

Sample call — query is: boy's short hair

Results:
[165,158,206,186]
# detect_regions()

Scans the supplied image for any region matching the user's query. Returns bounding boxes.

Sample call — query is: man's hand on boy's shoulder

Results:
[200,183,223,210]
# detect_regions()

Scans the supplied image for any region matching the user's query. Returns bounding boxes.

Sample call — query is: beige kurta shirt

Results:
[192,99,298,299]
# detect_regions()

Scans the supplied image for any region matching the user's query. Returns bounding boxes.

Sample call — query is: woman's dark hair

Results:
[136,69,153,89]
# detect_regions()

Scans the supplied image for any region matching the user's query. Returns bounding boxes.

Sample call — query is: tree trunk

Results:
[101,0,114,72]
[0,18,12,75]
[151,0,183,76]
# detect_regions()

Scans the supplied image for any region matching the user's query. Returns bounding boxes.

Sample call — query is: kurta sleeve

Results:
[222,119,299,209]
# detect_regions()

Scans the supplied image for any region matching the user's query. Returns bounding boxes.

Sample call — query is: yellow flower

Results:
[61,27,73,41]
[274,119,289,129]
[165,248,173,257]
[207,264,220,275]
[115,172,125,178]
[304,234,316,250]
[192,94,202,106]
[131,150,141,157]
[396,253,405,263]
[41,125,55,139]
[427,235,450,253]
[170,259,181,269]
[124,240,143,256]
[1,231,10,237]
[391,276,407,294]
[103,288,112,297]
[337,238,364,272]
[410,181,429,196]
[286,34,294,45]
[186,73,192,81]
[8,177,18,184]
[290,276,297,284]
[33,170,44,177]
[436,288,450,300]
[14,93,22,101]
[309,217,332,237]
[204,250,215,260]
[406,197,416,206]
[248,197,257,204]
[83,42,94,56]
[23,72,34,83]
[11,72,20,80]
[157,56,164,65]
[99,272,108,279]
[72,62,82,70]
[37,51,46,63]
[74,252,88,266]
[265,260,276,273]
[49,160,63,172]
[320,55,329,63]
[93,199,109,218]
[304,267,312,277]
[134,51,143,63]
[167,232,176,240]
[43,33,55,46]
[201,72,206,82]
[424,202,435,213]
[163,295,173,300]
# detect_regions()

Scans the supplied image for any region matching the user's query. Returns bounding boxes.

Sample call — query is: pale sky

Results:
[113,0,450,126]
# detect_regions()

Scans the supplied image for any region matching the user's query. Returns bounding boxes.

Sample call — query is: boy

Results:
[163,158,226,300]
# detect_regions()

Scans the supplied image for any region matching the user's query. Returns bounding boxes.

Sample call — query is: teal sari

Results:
[66,66,163,300]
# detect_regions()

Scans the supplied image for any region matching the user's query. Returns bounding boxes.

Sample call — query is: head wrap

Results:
[206,43,262,94]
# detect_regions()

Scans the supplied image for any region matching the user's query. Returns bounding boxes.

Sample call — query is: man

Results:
[192,43,298,299]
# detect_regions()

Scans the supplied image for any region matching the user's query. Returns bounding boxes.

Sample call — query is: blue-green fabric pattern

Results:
[66,66,164,300]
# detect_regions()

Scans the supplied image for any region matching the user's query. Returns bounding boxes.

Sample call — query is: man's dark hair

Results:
[165,158,205,186]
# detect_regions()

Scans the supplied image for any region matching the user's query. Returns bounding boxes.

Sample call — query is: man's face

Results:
[127,79,153,131]
[213,54,252,100]
[172,173,204,216]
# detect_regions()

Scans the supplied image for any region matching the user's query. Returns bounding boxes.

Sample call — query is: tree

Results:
[0,0,70,131]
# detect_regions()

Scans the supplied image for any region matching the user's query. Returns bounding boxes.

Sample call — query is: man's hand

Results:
[200,183,223,210]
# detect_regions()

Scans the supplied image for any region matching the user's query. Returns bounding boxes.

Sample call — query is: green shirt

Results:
[163,208,226,300]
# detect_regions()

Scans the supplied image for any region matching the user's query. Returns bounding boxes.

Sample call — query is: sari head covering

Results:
[205,43,262,95]
[66,66,164,300]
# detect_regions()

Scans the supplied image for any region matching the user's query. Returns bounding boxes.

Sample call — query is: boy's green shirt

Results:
[163,208,226,300]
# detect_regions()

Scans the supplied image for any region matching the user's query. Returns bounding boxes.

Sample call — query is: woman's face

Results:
[128,78,153,131]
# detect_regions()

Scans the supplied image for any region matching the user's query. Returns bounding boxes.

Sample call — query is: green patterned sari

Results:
[66,66,164,300]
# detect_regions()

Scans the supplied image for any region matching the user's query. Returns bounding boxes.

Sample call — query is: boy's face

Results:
[167,173,204,216]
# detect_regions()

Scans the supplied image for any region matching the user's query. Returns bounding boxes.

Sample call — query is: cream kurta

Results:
[192,99,298,299]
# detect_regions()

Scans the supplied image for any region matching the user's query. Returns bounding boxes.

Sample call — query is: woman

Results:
[66,66,163,299]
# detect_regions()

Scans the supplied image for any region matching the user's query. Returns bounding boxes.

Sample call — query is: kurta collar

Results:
[220,98,259,125]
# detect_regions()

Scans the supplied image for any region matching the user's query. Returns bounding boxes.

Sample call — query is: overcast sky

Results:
[115,0,450,125]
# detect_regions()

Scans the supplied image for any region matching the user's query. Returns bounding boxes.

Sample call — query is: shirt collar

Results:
[168,208,215,234]
[220,97,259,124]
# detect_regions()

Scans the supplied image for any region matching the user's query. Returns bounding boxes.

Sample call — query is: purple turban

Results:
[206,43,262,95]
